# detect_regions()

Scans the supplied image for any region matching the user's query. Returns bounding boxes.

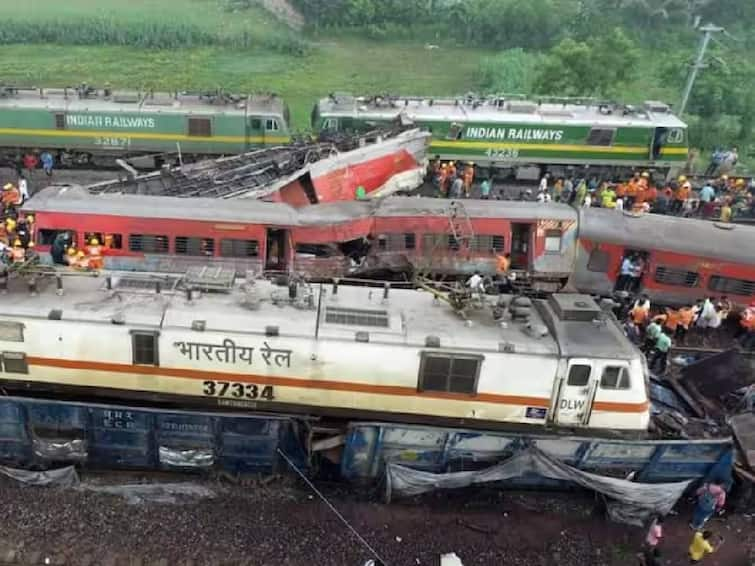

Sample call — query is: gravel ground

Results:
[0,473,752,566]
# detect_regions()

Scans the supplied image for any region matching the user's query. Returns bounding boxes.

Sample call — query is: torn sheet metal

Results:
[385,447,692,526]
[730,413,755,470]
[0,465,79,487]
[681,350,755,398]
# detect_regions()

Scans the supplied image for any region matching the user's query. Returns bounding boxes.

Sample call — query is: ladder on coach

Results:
[414,199,476,283]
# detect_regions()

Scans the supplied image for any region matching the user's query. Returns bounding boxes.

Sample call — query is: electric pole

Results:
[679,23,724,116]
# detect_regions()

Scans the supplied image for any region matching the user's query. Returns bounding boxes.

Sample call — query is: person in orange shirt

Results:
[630,302,649,327]
[676,306,696,344]
[626,175,639,209]
[462,162,475,198]
[85,237,104,270]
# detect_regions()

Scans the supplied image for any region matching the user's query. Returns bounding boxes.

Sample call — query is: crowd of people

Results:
[615,292,754,372]
[426,155,754,223]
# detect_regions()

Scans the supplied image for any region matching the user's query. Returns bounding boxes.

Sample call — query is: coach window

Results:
[654,266,700,287]
[471,235,505,253]
[85,232,122,250]
[586,128,616,146]
[1,352,28,374]
[188,117,212,137]
[418,353,481,395]
[38,228,75,246]
[175,236,214,256]
[220,239,259,258]
[54,113,66,130]
[600,366,630,390]
[265,119,280,132]
[131,331,159,366]
[708,275,755,296]
[567,364,591,386]
[544,230,562,253]
[587,248,609,272]
[129,234,169,254]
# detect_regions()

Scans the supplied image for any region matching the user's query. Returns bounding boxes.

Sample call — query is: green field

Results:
[0,41,492,130]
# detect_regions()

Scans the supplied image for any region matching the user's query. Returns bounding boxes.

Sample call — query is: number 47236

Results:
[203,380,275,400]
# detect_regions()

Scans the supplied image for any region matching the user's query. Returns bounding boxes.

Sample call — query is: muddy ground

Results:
[0,473,752,566]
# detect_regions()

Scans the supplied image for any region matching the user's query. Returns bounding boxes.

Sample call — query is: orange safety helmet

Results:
[90,237,100,246]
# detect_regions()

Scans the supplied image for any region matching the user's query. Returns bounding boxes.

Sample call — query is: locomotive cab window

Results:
[445,122,464,140]
[418,353,482,395]
[187,117,212,137]
[586,128,616,146]
[1,352,28,374]
[567,364,591,386]
[600,366,630,390]
[265,119,279,131]
[131,331,159,366]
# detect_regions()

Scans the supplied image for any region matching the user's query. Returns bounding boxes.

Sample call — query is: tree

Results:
[532,29,639,97]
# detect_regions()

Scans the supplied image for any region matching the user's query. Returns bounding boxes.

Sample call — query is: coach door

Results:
[510,223,531,269]
[265,228,288,271]
[555,359,597,426]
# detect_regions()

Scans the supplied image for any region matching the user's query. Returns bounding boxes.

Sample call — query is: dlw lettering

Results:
[559,399,586,411]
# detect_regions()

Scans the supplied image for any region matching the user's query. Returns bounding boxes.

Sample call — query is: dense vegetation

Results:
[295,0,754,166]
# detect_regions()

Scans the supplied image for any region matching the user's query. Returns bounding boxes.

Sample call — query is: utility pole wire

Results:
[679,23,724,116]
[276,448,389,566]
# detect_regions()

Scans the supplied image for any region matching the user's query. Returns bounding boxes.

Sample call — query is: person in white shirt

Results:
[18,177,29,203]
[467,271,484,293]
[615,197,624,211]
[536,190,546,203]
[582,194,592,208]
[539,173,549,193]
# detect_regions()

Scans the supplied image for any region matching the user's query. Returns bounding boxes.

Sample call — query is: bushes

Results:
[478,49,543,94]
[0,15,309,54]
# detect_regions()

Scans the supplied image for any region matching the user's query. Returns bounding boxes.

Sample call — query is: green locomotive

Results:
[312,94,689,177]
[0,85,291,168]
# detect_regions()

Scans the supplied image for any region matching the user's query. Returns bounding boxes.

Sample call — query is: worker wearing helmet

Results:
[438,163,449,197]
[64,246,78,267]
[75,249,90,270]
[86,237,104,270]
[2,182,20,211]
[447,161,457,179]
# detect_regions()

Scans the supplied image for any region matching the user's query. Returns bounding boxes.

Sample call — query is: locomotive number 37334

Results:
[202,380,275,400]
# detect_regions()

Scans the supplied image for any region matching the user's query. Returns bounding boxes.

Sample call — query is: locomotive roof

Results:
[0,87,286,117]
[579,208,755,264]
[317,95,687,129]
[0,273,637,361]
[27,186,298,225]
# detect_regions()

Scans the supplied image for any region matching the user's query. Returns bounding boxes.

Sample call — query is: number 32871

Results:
[203,380,275,400]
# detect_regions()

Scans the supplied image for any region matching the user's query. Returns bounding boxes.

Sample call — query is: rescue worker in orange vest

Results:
[495,252,512,293]
[2,183,21,214]
[10,239,25,264]
[85,237,104,270]
[676,305,696,344]
[630,301,649,328]
[75,250,90,270]
[462,162,475,198]
[64,246,78,267]
[615,181,627,203]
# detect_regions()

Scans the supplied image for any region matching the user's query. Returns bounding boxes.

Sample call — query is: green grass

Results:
[0,41,494,129]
